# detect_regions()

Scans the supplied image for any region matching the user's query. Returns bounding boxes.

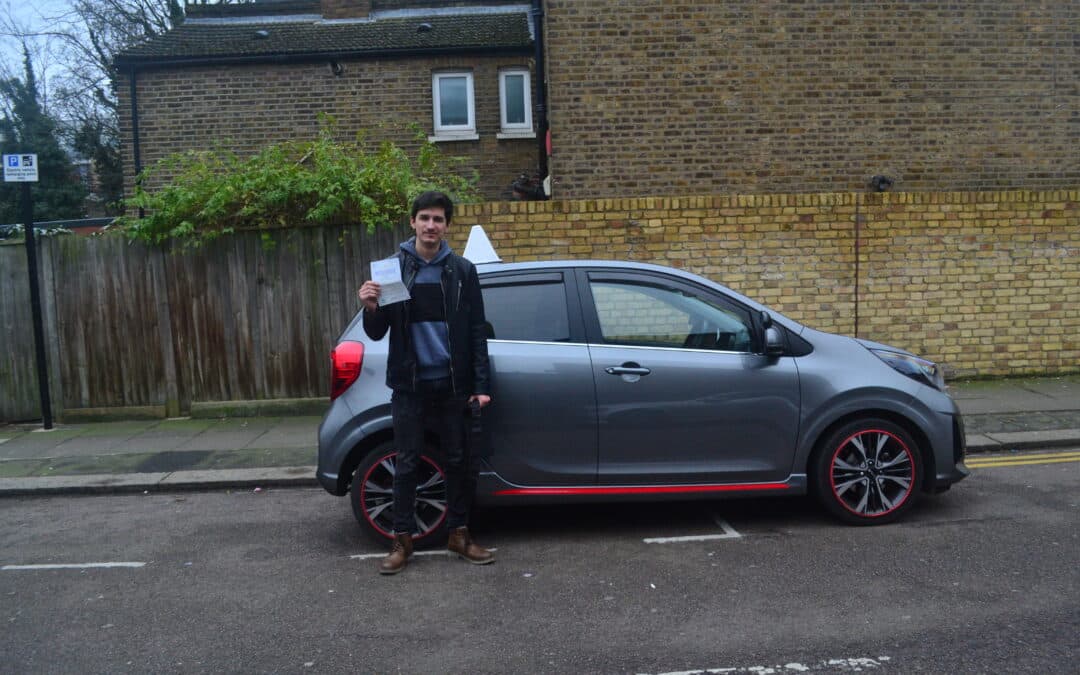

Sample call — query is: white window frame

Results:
[497,68,535,139]
[431,71,477,142]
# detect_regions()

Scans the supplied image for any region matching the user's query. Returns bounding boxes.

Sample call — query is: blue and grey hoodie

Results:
[401,238,452,381]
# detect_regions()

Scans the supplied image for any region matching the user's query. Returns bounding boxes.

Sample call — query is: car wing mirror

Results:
[765,326,785,357]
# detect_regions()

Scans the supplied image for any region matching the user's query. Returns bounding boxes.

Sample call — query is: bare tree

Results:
[1,1,250,211]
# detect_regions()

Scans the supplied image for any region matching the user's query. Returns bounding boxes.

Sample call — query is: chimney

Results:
[321,1,372,19]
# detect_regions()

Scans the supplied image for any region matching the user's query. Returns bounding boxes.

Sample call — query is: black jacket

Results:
[362,249,490,396]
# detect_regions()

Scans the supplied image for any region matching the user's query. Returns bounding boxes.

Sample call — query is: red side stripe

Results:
[494,482,791,496]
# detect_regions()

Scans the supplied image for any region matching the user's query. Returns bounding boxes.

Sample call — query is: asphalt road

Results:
[2,450,1078,674]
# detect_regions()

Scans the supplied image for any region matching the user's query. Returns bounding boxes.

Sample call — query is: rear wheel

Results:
[813,418,922,525]
[350,441,449,544]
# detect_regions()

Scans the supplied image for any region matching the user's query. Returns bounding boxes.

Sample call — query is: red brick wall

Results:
[544,0,1080,200]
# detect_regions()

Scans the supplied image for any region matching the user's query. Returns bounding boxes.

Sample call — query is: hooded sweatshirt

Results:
[401,238,452,381]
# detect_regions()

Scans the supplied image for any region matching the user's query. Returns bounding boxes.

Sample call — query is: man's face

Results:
[410,207,449,248]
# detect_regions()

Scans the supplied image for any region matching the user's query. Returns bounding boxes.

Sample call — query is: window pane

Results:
[439,77,468,126]
[590,281,752,351]
[481,282,569,342]
[504,74,526,124]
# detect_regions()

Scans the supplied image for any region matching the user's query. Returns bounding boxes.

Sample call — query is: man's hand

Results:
[358,281,381,312]
[469,394,491,409]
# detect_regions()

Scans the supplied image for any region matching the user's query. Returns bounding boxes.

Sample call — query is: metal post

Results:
[21,182,53,429]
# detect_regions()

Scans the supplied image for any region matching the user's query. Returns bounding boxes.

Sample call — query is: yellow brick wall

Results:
[451,190,1080,378]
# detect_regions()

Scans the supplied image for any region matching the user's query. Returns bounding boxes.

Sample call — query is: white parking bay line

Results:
[2,562,146,571]
[643,655,892,674]
[350,548,498,561]
[643,515,741,544]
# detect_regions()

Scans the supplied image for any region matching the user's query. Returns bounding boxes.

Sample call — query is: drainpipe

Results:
[128,67,145,218]
[531,0,549,182]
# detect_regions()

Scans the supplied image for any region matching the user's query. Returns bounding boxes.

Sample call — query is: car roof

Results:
[476,258,738,292]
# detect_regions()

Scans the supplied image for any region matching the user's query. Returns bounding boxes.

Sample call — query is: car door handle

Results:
[605,364,651,376]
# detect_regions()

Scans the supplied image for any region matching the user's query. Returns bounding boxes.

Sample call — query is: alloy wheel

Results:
[829,429,915,518]
[359,452,448,539]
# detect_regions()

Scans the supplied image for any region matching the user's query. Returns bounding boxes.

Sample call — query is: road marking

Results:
[642,655,891,674]
[643,515,741,544]
[972,450,1080,462]
[350,548,498,561]
[968,451,1080,469]
[970,456,1080,468]
[2,562,146,571]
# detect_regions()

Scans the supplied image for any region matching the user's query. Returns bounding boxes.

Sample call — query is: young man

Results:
[357,191,493,575]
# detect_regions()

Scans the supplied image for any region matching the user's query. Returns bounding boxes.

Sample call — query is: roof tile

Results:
[116,13,531,64]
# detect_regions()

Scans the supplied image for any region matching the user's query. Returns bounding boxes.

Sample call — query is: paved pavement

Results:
[1,375,1077,495]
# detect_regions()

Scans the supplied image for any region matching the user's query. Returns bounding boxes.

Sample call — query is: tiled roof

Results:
[115,12,532,66]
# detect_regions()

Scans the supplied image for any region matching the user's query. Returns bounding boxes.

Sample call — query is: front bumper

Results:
[932,411,969,491]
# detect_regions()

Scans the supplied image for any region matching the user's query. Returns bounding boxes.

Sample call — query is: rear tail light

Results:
[330,341,364,400]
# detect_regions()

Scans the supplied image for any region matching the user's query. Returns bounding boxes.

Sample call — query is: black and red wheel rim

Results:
[359,452,447,540]
[829,429,916,519]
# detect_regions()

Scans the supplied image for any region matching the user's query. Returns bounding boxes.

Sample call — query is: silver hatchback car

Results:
[318,234,968,543]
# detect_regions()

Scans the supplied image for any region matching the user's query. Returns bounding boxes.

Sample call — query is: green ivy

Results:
[115,121,478,246]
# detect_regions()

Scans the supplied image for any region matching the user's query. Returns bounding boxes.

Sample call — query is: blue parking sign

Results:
[3,153,38,182]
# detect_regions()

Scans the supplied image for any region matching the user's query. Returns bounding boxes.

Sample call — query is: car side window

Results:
[481,277,570,342]
[589,280,753,352]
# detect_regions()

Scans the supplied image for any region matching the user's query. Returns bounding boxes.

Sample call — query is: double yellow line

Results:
[966,450,1080,469]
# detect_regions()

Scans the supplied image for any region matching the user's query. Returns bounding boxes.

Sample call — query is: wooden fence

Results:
[1,224,406,423]
[1,241,42,421]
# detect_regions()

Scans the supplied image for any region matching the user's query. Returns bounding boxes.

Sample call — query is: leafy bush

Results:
[115,122,478,245]
[0,224,73,240]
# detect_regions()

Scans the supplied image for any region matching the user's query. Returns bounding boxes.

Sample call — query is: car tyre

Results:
[350,441,449,545]
[813,418,922,525]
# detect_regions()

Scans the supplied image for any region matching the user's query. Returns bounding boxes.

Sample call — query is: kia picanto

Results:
[317,230,968,542]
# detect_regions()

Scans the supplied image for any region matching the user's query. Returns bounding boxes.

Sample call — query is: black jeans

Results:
[390,378,477,534]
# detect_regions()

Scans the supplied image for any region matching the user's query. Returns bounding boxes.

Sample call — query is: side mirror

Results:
[760,311,773,329]
[765,326,785,357]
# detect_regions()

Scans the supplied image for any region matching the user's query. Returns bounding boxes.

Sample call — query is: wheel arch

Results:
[338,426,443,495]
[806,408,934,495]
[338,427,394,495]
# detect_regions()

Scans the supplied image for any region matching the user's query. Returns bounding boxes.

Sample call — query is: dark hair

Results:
[411,191,454,223]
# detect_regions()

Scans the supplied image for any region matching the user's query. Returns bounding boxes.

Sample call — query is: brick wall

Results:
[451,190,1080,378]
[117,54,537,201]
[544,0,1080,200]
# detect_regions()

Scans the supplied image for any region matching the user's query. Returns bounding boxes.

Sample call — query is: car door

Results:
[579,269,800,485]
[479,269,597,486]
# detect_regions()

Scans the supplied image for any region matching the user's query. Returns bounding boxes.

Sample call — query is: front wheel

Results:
[813,419,922,525]
[350,442,449,544]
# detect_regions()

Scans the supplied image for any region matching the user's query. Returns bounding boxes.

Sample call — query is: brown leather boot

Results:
[378,533,413,575]
[447,526,494,565]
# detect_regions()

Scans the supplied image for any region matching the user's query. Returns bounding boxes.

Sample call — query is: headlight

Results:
[871,349,946,391]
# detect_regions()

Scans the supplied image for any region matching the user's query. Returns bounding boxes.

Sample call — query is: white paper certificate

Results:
[370,259,411,306]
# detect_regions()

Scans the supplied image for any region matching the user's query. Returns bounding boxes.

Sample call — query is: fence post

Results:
[151,244,181,417]
[38,237,64,421]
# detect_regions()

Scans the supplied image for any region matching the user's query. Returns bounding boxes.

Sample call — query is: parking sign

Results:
[3,154,39,182]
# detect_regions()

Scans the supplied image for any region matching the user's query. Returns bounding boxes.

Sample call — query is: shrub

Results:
[115,122,478,245]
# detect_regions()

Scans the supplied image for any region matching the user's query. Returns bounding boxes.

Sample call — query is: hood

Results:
[855,337,916,357]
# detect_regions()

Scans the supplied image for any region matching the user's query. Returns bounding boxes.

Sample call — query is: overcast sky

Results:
[1,0,79,95]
